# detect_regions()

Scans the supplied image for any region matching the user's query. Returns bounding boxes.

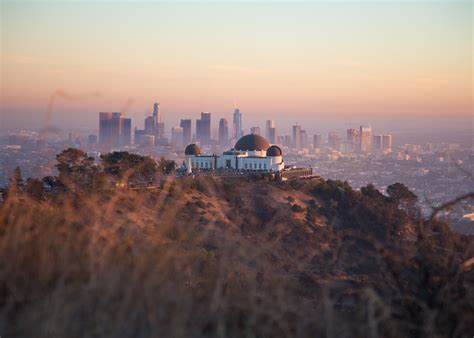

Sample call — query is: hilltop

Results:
[0,173,473,338]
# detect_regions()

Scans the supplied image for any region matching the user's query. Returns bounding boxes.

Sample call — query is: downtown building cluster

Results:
[95,103,392,158]
[96,104,257,151]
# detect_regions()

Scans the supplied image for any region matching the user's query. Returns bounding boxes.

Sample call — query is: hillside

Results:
[0,175,473,338]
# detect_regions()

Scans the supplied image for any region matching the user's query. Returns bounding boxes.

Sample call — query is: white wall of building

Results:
[186,153,284,172]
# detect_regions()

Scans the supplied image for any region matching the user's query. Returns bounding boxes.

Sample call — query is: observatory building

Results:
[184,134,284,173]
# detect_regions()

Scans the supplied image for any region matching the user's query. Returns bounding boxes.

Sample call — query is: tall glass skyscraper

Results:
[180,119,192,145]
[359,125,372,153]
[99,112,131,147]
[196,112,211,144]
[233,108,243,139]
[219,118,229,148]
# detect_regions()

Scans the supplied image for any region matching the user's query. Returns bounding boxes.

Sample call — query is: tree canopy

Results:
[56,148,99,190]
[101,151,157,184]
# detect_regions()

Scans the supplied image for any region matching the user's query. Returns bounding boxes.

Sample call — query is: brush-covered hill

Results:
[0,175,473,338]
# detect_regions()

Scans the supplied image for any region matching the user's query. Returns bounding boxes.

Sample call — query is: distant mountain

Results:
[0,175,472,338]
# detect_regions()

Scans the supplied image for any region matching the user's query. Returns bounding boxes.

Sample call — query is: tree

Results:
[387,183,419,216]
[157,157,176,175]
[56,148,99,190]
[101,151,157,184]
[361,183,384,200]
[10,166,24,191]
[387,183,417,202]
[25,178,44,200]
[42,176,58,191]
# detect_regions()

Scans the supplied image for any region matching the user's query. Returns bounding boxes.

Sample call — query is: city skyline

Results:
[1,1,471,132]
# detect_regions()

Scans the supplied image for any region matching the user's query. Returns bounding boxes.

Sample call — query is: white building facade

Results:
[184,134,284,173]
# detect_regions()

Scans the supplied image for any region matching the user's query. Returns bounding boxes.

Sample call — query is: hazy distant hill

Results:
[0,176,472,338]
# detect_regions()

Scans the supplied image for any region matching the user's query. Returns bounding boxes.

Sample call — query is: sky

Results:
[1,0,472,134]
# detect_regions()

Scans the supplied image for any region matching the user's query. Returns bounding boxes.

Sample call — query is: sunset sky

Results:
[1,0,472,132]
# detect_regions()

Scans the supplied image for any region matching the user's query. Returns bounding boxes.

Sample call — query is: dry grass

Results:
[0,177,472,338]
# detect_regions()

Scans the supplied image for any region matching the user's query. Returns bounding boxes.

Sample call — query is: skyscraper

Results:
[120,118,132,146]
[156,122,165,137]
[233,108,243,139]
[301,130,308,148]
[313,134,322,148]
[134,128,146,146]
[153,103,161,123]
[328,131,340,147]
[359,125,372,153]
[268,127,277,144]
[373,135,383,150]
[99,112,128,147]
[265,120,275,140]
[250,126,261,135]
[196,112,211,144]
[382,134,393,150]
[144,116,155,135]
[292,124,302,149]
[346,128,359,143]
[141,102,164,139]
[180,119,192,145]
[218,118,229,148]
[171,127,184,148]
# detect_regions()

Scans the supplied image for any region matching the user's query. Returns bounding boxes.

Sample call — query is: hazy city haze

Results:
[1,1,471,132]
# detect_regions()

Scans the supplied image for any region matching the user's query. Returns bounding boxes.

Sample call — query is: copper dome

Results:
[266,145,282,156]
[184,144,202,155]
[234,134,270,151]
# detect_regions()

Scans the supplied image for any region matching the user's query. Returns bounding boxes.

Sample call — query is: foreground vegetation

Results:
[0,149,472,337]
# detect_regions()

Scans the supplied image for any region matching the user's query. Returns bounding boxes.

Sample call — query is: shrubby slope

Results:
[0,175,473,338]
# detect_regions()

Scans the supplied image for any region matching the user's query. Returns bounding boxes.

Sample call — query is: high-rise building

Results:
[328,132,340,147]
[313,134,322,148]
[382,134,392,150]
[99,112,127,147]
[120,118,131,146]
[292,124,302,149]
[250,126,261,135]
[153,103,161,123]
[134,128,146,146]
[142,103,164,139]
[144,116,155,135]
[359,125,372,153]
[373,135,383,150]
[196,112,211,144]
[301,130,308,148]
[268,127,277,144]
[265,120,275,140]
[233,108,243,139]
[156,122,165,137]
[284,135,292,147]
[141,135,155,147]
[346,128,359,143]
[218,118,229,147]
[99,112,113,145]
[171,127,184,148]
[180,119,192,145]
